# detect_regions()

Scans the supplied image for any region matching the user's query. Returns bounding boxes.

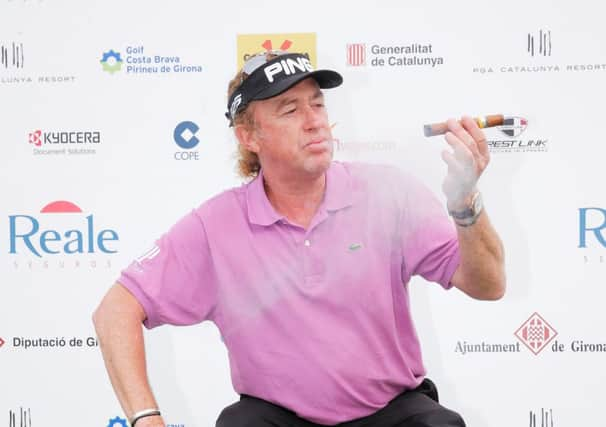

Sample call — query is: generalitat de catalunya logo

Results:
[346,42,444,68]
[236,33,317,70]
[8,200,120,259]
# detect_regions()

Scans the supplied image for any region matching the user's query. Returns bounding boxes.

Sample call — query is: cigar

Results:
[423,114,504,137]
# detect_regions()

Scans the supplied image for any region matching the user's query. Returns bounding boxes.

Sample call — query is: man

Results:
[93,51,505,427]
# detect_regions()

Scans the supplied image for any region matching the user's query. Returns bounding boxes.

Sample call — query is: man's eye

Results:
[284,109,296,115]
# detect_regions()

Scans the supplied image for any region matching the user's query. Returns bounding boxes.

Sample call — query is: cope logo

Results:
[8,200,119,258]
[236,32,317,70]
[514,312,557,355]
[173,121,200,160]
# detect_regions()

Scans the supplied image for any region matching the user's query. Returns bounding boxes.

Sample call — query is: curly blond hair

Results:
[227,52,281,179]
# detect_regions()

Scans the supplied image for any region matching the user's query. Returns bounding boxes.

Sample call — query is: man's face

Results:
[247,78,333,179]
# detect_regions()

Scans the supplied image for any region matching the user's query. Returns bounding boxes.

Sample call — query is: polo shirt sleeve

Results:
[118,210,217,328]
[398,172,460,289]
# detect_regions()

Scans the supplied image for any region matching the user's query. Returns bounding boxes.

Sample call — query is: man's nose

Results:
[302,104,325,130]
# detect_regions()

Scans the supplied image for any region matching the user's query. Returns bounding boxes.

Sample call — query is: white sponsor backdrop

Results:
[1,0,605,426]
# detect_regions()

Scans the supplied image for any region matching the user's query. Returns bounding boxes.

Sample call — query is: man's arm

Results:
[441,116,506,300]
[93,283,165,427]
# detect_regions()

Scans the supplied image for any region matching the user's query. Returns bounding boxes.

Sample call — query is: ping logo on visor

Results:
[225,51,343,126]
[263,56,314,82]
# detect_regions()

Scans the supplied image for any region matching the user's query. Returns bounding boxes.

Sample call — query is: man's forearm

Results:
[93,284,164,426]
[451,210,506,300]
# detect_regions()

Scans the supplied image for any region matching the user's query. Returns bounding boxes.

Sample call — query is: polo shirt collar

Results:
[246,161,353,226]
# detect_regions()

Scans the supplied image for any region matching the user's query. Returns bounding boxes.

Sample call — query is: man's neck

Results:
[263,170,326,229]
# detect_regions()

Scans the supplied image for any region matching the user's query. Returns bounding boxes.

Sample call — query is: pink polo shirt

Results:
[119,161,460,425]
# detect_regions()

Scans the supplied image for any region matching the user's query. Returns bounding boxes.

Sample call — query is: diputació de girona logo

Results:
[100,49,123,74]
[236,32,317,70]
[514,312,558,355]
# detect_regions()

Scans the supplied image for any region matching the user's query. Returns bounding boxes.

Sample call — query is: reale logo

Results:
[0,337,5,347]
[514,313,557,355]
[8,200,119,258]
[578,207,606,248]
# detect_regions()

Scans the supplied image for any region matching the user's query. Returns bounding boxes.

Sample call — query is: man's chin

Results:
[302,151,333,176]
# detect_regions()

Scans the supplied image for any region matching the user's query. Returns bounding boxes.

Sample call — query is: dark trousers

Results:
[216,379,466,427]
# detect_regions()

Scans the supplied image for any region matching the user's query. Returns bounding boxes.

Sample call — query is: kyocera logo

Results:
[264,56,313,83]
[8,201,119,258]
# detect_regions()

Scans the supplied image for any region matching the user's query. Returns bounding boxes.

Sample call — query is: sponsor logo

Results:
[333,138,398,155]
[0,337,5,347]
[579,207,606,265]
[263,55,313,83]
[174,121,200,160]
[344,42,444,69]
[27,129,101,156]
[100,46,203,75]
[0,42,24,69]
[484,117,548,154]
[473,31,606,74]
[346,43,366,66]
[9,408,31,427]
[100,49,123,74]
[529,408,554,427]
[107,416,128,427]
[9,335,99,350]
[0,41,75,85]
[8,200,119,270]
[455,312,606,356]
[514,313,557,355]
[237,33,317,69]
[528,29,552,57]
[579,207,606,248]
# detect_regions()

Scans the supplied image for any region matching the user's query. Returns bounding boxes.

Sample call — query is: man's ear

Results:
[235,124,260,154]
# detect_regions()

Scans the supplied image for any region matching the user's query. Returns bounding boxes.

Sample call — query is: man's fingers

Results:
[444,131,474,165]
[441,150,466,176]
[447,117,482,159]
[460,115,490,160]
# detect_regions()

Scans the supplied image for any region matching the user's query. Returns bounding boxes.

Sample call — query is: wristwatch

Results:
[448,191,483,227]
